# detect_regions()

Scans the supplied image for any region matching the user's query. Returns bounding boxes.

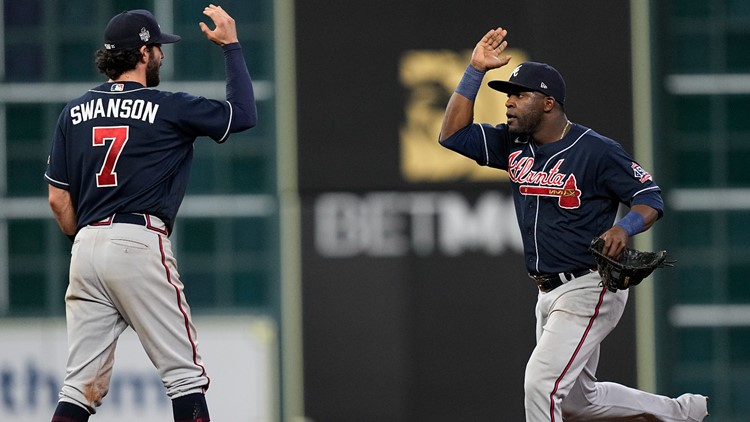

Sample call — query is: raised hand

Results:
[470,27,512,71]
[199,4,239,46]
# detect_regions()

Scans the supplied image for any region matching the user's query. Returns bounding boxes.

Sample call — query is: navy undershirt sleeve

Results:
[222,42,258,132]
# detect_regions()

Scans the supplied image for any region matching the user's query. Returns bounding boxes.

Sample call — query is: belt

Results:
[90,213,169,235]
[529,268,596,293]
[112,213,147,225]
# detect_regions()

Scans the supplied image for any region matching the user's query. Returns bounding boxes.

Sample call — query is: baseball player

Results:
[438,28,708,421]
[45,6,256,422]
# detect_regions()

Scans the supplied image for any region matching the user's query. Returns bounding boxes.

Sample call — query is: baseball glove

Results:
[589,238,675,292]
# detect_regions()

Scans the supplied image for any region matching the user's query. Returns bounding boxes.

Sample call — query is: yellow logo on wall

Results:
[399,49,529,182]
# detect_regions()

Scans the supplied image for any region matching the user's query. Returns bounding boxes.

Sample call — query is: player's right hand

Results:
[470,27,512,72]
[199,4,239,46]
[597,226,629,259]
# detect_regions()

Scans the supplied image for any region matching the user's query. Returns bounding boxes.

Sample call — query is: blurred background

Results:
[0,0,748,421]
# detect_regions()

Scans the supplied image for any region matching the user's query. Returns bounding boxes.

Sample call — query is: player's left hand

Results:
[597,226,629,258]
[470,27,512,72]
[199,4,239,46]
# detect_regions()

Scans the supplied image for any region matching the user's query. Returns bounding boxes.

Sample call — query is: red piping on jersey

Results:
[158,235,210,389]
[548,285,607,421]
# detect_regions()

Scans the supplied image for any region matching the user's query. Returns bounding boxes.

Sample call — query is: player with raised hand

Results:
[46,5,256,422]
[439,27,709,421]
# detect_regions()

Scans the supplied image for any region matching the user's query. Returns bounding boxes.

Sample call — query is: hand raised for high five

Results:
[199,4,239,46]
[471,27,512,71]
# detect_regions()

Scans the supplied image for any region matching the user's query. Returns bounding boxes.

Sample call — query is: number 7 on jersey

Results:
[93,125,129,187]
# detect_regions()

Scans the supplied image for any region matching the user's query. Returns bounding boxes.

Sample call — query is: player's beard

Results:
[145,50,161,87]
[508,106,545,138]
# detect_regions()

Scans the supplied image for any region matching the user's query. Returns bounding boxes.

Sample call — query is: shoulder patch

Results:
[631,162,652,183]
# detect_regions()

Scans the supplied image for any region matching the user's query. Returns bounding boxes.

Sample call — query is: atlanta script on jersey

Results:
[440,122,663,274]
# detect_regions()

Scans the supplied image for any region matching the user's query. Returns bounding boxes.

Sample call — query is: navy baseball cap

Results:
[104,9,181,50]
[488,62,566,105]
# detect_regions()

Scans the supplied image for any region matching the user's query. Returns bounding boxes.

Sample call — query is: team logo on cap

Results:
[511,65,522,77]
[139,27,150,43]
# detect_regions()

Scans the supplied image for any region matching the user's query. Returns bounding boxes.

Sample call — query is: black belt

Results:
[112,213,147,225]
[530,268,596,293]
[90,213,170,235]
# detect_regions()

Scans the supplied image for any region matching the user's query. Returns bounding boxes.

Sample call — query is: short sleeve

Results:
[44,110,70,189]
[600,142,662,210]
[439,123,511,170]
[171,93,234,143]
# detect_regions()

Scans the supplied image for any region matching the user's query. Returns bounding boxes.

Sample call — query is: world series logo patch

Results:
[631,162,652,183]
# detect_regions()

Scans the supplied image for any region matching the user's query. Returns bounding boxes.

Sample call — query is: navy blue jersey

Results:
[45,43,256,234]
[440,122,663,274]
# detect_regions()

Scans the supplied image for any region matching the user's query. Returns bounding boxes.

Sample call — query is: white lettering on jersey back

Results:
[70,98,160,125]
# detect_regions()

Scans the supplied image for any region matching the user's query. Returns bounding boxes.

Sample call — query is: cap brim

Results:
[487,80,535,94]
[156,33,181,44]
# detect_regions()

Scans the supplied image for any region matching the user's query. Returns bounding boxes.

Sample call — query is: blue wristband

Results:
[455,65,486,101]
[615,211,646,237]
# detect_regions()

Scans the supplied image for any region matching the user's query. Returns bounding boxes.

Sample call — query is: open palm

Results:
[471,27,512,71]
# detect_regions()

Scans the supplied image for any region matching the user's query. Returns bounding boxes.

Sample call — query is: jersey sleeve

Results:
[439,123,511,170]
[223,43,257,133]
[171,43,257,144]
[600,142,664,215]
[44,110,70,190]
[172,94,236,143]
